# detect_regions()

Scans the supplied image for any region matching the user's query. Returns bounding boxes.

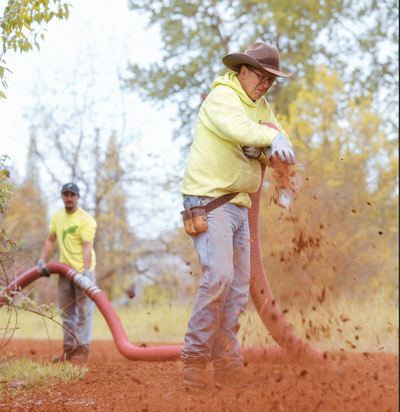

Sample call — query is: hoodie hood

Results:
[212,71,255,107]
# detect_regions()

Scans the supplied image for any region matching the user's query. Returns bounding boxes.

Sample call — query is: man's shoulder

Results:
[210,83,239,96]
[77,208,97,226]
[204,84,241,106]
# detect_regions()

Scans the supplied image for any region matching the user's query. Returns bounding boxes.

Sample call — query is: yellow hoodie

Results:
[181,72,291,208]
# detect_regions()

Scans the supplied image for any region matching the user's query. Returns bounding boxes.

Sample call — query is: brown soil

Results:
[0,339,398,412]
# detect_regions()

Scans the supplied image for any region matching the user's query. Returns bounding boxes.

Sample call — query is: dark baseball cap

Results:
[61,183,80,195]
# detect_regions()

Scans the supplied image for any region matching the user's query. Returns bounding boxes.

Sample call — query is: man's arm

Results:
[82,241,92,275]
[40,233,57,260]
[244,122,296,165]
[202,87,282,147]
[38,233,57,276]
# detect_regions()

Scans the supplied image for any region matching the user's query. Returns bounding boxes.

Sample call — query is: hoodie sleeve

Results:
[201,85,282,147]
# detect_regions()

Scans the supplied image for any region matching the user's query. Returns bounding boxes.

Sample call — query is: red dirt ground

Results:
[0,339,398,412]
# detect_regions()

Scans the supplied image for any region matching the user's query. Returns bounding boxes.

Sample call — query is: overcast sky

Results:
[0,0,185,237]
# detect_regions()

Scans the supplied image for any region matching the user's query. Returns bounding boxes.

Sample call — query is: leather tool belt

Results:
[180,193,239,236]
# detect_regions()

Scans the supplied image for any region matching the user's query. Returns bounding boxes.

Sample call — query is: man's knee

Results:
[76,296,94,319]
[206,275,231,303]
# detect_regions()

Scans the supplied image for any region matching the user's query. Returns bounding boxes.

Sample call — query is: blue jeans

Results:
[181,196,250,375]
[58,270,95,354]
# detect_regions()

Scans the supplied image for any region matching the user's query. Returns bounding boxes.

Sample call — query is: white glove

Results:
[38,258,50,277]
[265,134,296,165]
[242,146,262,159]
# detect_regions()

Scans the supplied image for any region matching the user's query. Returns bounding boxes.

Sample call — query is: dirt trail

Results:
[0,339,398,411]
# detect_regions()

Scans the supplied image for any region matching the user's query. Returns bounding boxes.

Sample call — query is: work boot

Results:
[181,364,207,389]
[70,346,89,361]
[215,366,268,388]
[51,352,74,363]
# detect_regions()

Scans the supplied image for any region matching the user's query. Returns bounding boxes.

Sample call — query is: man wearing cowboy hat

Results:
[180,42,296,388]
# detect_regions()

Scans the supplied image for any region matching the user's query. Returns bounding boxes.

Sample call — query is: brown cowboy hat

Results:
[222,42,296,78]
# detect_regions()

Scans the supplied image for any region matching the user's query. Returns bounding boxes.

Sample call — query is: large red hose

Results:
[0,263,284,361]
[0,164,325,362]
[249,165,325,362]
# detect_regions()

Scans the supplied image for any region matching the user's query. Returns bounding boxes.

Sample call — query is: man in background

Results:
[38,183,97,361]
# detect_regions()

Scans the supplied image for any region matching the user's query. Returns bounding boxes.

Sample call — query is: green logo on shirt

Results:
[62,225,80,255]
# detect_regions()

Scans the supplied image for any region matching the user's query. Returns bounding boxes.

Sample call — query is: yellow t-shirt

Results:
[49,208,97,272]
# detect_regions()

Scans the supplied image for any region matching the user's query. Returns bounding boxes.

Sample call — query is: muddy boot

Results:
[52,352,74,363]
[181,363,207,389]
[70,346,89,361]
[215,367,268,388]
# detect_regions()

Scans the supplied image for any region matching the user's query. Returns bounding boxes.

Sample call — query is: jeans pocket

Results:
[183,195,214,209]
[198,196,214,206]
[183,195,200,209]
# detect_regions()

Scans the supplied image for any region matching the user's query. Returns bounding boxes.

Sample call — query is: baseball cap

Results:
[61,183,80,195]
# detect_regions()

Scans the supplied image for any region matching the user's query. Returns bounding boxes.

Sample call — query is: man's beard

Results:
[65,205,74,211]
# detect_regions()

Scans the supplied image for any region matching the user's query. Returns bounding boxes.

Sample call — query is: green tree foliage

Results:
[0,0,71,98]
[124,0,398,142]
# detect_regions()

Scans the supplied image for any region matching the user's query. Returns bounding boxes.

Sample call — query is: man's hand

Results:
[266,133,296,165]
[242,146,262,159]
[83,269,90,277]
[38,258,50,277]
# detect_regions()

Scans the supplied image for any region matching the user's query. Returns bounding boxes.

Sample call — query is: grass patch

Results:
[52,360,89,382]
[0,356,88,399]
[238,292,399,354]
[0,293,398,354]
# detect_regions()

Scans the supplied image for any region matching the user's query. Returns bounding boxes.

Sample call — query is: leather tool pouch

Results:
[181,206,208,236]
[180,193,239,236]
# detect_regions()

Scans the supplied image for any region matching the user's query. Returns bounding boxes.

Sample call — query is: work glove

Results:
[265,134,296,165]
[242,146,262,159]
[37,258,50,277]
